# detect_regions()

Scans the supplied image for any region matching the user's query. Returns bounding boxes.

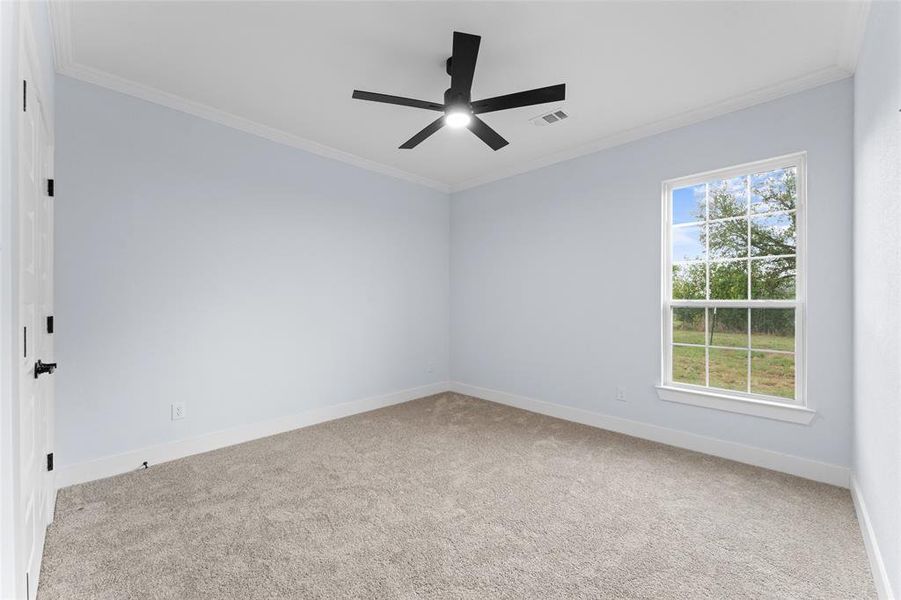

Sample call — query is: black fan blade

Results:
[450,32,481,94]
[352,90,444,111]
[472,83,566,114]
[468,116,508,151]
[399,117,445,149]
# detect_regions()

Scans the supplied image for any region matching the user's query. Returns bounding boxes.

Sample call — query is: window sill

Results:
[655,385,816,424]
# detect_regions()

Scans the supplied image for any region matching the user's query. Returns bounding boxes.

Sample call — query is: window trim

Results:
[659,152,810,424]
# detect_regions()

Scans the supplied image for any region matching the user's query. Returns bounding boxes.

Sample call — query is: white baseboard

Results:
[851,475,896,600]
[58,379,851,491]
[56,382,450,489]
[450,382,850,488]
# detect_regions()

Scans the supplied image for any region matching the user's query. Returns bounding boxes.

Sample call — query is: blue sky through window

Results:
[672,225,704,261]
[672,184,705,224]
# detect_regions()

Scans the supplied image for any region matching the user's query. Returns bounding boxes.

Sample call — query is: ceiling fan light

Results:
[445,110,472,129]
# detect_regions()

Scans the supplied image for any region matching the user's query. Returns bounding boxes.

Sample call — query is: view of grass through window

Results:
[667,164,798,400]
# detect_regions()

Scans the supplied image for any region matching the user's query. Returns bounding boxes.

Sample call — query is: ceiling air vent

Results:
[531,108,569,127]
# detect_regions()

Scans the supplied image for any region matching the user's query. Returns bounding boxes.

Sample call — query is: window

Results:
[658,154,813,424]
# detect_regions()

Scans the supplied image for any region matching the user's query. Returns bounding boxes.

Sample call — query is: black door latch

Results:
[34,360,57,379]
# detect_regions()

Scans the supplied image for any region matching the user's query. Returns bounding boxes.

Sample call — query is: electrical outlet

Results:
[615,387,627,402]
[171,402,186,420]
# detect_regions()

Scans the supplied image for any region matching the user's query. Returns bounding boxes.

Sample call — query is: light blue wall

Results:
[57,73,857,477]
[853,1,901,595]
[55,76,450,468]
[451,79,853,467]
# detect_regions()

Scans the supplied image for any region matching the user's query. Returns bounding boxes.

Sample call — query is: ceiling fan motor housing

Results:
[444,87,471,114]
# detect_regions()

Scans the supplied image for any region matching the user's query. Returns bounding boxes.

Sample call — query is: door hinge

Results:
[23,327,26,358]
[23,80,27,112]
[47,453,54,471]
[47,179,54,197]
[47,315,54,334]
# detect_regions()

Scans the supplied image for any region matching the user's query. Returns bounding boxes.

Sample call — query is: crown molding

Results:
[48,0,868,196]
[48,0,72,69]
[452,0,869,192]
[836,0,872,73]
[57,62,453,193]
[449,65,852,192]
[47,1,451,194]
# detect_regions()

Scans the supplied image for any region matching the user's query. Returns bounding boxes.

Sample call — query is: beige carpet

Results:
[39,393,875,599]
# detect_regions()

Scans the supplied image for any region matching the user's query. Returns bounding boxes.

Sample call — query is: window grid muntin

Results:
[670,306,797,399]
[672,341,795,356]
[671,176,796,301]
[674,254,796,267]
[671,207,796,230]
[663,154,804,406]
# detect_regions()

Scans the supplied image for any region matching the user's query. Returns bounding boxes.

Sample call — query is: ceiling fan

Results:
[352,31,566,151]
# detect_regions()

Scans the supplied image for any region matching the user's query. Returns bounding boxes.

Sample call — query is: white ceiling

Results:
[52,1,869,191]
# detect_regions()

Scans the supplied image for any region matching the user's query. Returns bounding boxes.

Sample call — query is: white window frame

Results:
[657,152,814,424]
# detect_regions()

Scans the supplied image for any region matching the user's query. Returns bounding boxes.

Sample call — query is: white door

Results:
[17,21,55,600]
